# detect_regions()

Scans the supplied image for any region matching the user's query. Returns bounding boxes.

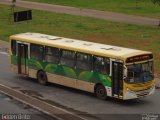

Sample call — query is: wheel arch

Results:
[37,69,45,78]
[94,83,104,93]
[37,69,49,85]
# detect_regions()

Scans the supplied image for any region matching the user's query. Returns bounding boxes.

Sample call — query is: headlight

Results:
[126,88,135,93]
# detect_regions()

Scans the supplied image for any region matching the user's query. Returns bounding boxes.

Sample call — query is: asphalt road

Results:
[0,0,159,27]
[0,51,160,120]
[0,93,55,120]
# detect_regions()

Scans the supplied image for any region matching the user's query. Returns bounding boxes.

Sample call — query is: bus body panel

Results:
[9,33,155,100]
[11,54,112,94]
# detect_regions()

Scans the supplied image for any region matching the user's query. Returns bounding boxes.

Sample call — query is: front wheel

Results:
[95,85,107,100]
[37,71,48,85]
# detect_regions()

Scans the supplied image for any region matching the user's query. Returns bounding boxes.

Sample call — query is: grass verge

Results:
[0,4,159,75]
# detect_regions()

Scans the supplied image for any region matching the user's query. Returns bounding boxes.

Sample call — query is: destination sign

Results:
[126,54,153,63]
[14,10,32,22]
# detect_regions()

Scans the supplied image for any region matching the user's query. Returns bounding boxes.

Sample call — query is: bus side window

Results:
[76,52,92,71]
[60,50,75,67]
[11,40,16,55]
[45,46,59,63]
[93,56,104,73]
[93,56,110,75]
[30,44,44,61]
[104,58,110,75]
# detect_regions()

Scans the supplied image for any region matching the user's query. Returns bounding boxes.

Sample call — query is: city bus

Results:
[10,32,155,100]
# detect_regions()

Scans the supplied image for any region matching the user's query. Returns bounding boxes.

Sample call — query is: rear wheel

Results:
[37,71,48,85]
[95,85,107,100]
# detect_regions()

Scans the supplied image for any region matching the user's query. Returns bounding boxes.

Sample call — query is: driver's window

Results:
[127,65,135,83]
[127,71,134,83]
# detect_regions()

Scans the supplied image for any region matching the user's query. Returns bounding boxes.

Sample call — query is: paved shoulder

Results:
[155,78,160,89]
[0,0,159,27]
[0,40,9,48]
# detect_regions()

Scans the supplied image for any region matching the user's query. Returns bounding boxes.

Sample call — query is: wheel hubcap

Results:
[97,88,105,97]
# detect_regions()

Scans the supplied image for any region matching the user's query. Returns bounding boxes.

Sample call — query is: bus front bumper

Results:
[123,86,155,100]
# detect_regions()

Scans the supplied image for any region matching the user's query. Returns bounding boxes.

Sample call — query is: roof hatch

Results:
[83,43,92,46]
[101,47,121,51]
[47,36,62,40]
[40,35,62,40]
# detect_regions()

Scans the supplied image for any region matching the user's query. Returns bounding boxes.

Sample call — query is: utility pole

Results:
[10,0,32,32]
[10,0,16,22]
[11,0,16,13]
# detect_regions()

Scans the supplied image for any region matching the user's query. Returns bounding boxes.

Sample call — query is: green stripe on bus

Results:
[11,55,112,87]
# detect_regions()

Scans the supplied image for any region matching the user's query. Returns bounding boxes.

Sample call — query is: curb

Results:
[0,83,87,120]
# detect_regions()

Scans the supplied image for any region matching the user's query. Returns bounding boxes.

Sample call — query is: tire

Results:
[95,85,107,100]
[37,71,48,85]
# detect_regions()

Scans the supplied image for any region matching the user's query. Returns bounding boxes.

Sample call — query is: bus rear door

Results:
[17,43,29,75]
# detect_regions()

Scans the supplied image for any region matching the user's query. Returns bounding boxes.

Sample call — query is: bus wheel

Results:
[95,85,107,100]
[37,71,48,85]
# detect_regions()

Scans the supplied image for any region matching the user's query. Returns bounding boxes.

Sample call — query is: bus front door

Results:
[112,61,123,98]
[18,43,28,75]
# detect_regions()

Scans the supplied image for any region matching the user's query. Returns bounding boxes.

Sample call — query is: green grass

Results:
[24,0,160,18]
[0,4,160,75]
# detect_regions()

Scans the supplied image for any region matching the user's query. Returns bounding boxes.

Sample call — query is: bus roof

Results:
[10,32,152,60]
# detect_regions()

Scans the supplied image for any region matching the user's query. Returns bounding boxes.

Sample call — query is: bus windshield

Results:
[126,61,154,84]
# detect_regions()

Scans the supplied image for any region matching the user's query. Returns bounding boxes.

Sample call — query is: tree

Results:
[151,0,160,5]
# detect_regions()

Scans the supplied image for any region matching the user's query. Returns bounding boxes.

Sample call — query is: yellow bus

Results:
[10,32,155,100]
